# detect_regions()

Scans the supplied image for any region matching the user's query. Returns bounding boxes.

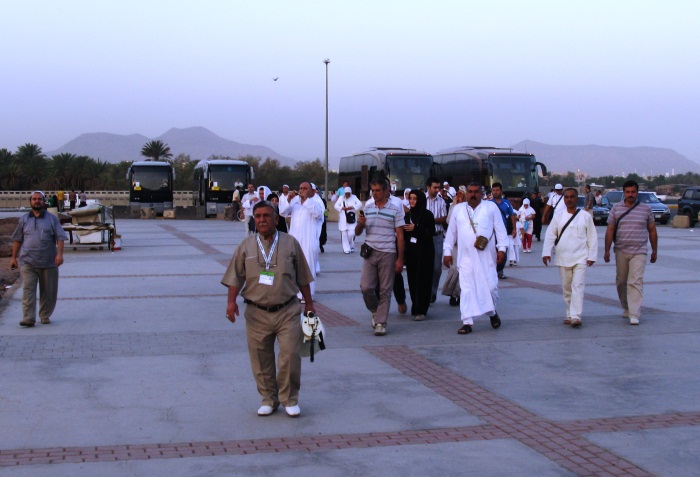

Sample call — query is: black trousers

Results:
[405,244,434,315]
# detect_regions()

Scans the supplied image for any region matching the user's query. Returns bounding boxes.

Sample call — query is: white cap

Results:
[344,186,352,193]
[523,198,530,205]
[282,184,289,188]
[555,183,563,190]
[443,181,449,185]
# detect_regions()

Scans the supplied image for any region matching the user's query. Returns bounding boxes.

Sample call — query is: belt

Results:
[243,297,296,313]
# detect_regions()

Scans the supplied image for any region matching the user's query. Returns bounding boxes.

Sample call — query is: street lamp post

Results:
[324,58,330,200]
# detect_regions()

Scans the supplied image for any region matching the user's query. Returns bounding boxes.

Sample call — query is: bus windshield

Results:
[132,167,171,191]
[386,155,433,192]
[490,155,534,191]
[209,165,248,191]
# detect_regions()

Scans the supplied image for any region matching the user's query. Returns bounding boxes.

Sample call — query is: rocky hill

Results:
[511,140,700,176]
[47,127,293,166]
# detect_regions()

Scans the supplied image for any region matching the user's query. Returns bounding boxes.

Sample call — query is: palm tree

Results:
[140,140,173,162]
[48,152,77,189]
[15,143,47,189]
[0,148,19,189]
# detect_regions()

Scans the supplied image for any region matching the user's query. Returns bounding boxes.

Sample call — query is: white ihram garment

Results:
[444,201,508,325]
[334,194,362,253]
[279,196,324,297]
[541,209,598,320]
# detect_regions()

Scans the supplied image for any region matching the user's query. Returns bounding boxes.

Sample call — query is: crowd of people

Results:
[217,178,656,416]
[9,179,658,418]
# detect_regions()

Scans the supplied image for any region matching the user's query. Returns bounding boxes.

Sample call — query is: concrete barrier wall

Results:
[0,191,195,208]
[1,192,353,222]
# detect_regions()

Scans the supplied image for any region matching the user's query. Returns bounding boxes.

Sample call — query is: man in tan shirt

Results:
[222,201,315,417]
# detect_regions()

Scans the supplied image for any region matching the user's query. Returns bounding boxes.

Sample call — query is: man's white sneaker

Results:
[629,317,639,325]
[257,405,277,416]
[285,405,301,417]
[374,323,386,336]
[414,315,425,321]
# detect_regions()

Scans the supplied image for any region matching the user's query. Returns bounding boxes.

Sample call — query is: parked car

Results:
[678,186,700,227]
[577,196,609,225]
[602,191,670,224]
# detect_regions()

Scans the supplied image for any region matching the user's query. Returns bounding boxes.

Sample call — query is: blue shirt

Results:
[491,198,515,233]
[11,210,68,268]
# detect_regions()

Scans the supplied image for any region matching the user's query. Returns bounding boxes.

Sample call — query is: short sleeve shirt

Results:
[11,210,68,268]
[547,193,566,216]
[221,232,313,306]
[363,200,405,253]
[607,202,654,254]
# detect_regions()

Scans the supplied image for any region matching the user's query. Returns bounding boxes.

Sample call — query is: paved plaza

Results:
[0,217,699,476]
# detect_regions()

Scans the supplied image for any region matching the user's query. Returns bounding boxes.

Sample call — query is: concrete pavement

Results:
[1,217,699,476]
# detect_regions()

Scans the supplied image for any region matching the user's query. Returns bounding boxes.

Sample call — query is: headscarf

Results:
[402,188,411,208]
[408,188,428,223]
[257,185,271,201]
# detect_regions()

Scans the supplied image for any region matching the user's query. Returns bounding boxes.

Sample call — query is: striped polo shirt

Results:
[363,199,405,253]
[607,201,654,254]
[425,193,447,234]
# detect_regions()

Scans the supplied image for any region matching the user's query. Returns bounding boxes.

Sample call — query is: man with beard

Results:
[443,182,507,334]
[10,191,68,327]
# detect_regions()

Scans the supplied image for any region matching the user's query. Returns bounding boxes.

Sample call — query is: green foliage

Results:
[140,140,173,161]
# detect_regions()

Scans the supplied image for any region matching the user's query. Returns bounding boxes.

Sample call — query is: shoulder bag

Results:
[612,201,640,243]
[466,207,489,250]
[554,209,580,246]
[344,201,356,224]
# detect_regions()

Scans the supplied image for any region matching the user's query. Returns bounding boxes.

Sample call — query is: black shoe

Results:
[320,245,325,253]
[498,273,507,280]
[490,313,501,329]
[430,294,436,304]
[457,324,472,334]
[449,296,460,307]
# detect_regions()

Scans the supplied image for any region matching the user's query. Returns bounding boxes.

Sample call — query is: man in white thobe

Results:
[279,182,324,298]
[443,182,508,334]
[241,183,259,235]
[334,186,362,253]
[542,183,565,224]
[310,183,326,271]
[542,187,598,327]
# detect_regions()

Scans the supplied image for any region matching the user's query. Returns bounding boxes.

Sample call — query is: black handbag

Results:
[344,202,356,224]
[360,243,373,258]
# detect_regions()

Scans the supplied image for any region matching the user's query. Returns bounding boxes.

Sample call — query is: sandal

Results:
[562,319,571,325]
[457,324,472,334]
[570,318,582,327]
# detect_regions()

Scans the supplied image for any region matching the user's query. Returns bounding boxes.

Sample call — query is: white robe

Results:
[334,193,362,253]
[444,201,508,324]
[279,196,324,296]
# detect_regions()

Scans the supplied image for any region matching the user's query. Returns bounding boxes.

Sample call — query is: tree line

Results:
[3,140,697,194]
[541,171,700,193]
[0,141,338,193]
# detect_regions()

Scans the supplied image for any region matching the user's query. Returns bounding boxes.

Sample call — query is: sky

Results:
[2,0,700,165]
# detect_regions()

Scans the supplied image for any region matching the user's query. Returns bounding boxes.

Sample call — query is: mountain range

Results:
[511,140,700,177]
[45,127,700,176]
[47,127,294,166]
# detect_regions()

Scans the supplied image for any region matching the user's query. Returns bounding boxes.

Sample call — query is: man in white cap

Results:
[279,182,324,299]
[443,181,456,200]
[279,185,291,227]
[334,186,362,253]
[309,183,326,258]
[542,183,565,225]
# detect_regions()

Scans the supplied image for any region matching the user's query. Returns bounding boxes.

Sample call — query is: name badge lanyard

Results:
[256,232,279,270]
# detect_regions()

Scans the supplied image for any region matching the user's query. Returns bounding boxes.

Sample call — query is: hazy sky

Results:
[2,0,699,164]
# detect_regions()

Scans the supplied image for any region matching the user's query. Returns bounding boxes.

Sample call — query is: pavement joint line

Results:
[158,224,223,255]
[365,344,656,477]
